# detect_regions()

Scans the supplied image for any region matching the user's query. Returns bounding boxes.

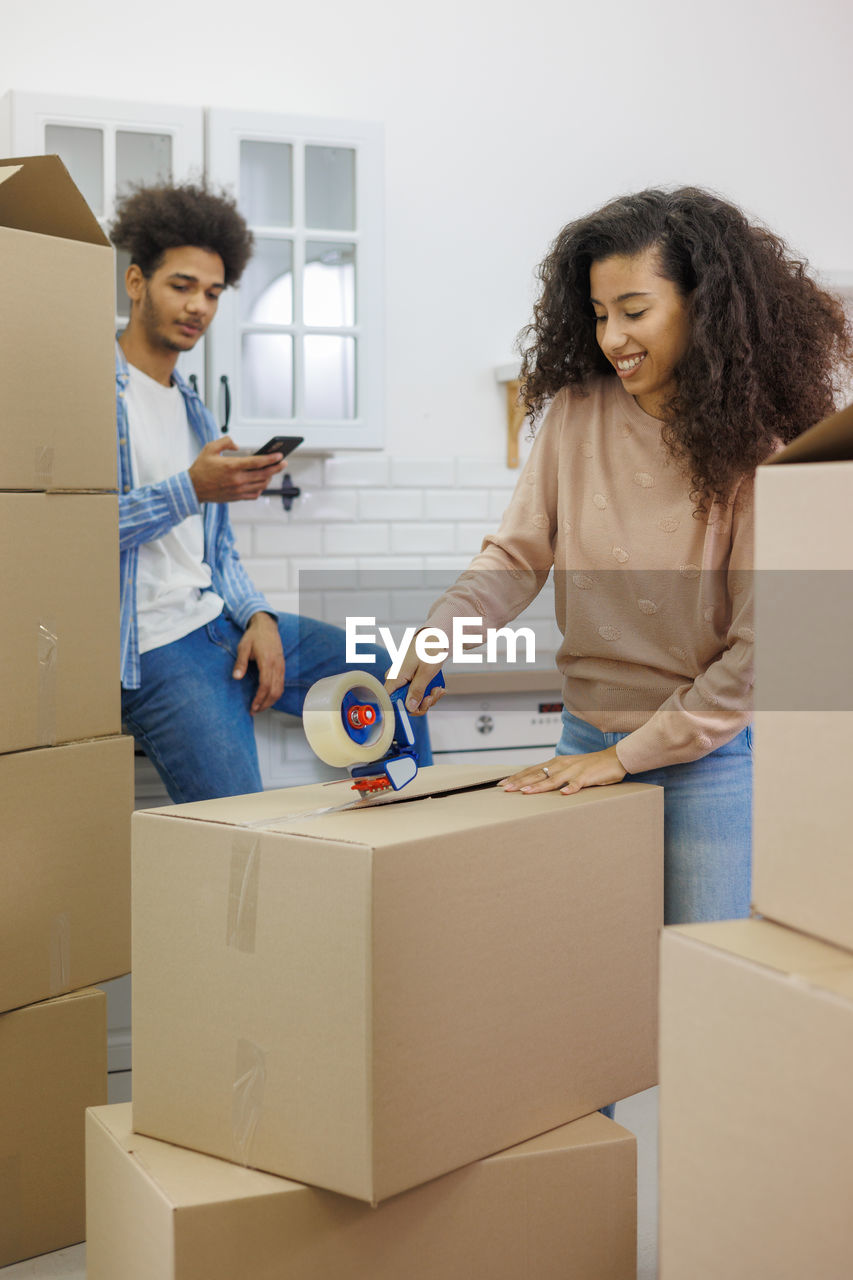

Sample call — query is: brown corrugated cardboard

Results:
[0,735,133,1014]
[753,402,853,952]
[0,493,120,753]
[132,763,663,1202]
[659,918,853,1280]
[0,987,107,1268]
[0,155,116,492]
[86,1102,637,1280]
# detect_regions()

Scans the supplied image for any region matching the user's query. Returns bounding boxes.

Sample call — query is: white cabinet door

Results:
[206,108,384,450]
[0,91,207,391]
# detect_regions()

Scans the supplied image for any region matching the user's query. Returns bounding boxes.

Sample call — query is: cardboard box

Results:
[659,918,853,1280]
[86,1102,637,1280]
[0,735,133,1014]
[0,154,116,492]
[132,764,663,1202]
[0,987,107,1268]
[0,493,120,753]
[753,402,853,951]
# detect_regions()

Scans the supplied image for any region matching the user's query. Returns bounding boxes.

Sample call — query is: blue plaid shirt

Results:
[116,343,275,689]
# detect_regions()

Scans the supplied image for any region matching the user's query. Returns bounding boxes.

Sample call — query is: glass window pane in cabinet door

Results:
[116,131,173,193]
[45,124,104,216]
[305,146,355,231]
[304,242,355,327]
[240,239,293,324]
[304,335,356,419]
[240,141,293,226]
[242,333,294,419]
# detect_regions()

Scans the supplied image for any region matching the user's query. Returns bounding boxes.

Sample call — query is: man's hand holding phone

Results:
[189,435,302,504]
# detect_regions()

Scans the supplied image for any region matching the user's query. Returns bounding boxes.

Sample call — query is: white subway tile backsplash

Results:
[324,591,391,630]
[287,455,326,489]
[263,591,304,613]
[295,488,360,522]
[385,588,441,625]
[226,451,562,633]
[488,489,515,522]
[390,457,455,488]
[454,456,525,488]
[254,523,322,558]
[356,557,425,577]
[266,591,301,615]
[324,523,389,556]
[324,453,390,487]
[237,558,291,593]
[424,489,490,521]
[424,555,469,574]
[390,522,456,554]
[357,488,424,521]
[290,558,359,593]
[455,522,493,554]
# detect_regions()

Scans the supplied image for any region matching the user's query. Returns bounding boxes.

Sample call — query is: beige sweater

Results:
[426,377,755,774]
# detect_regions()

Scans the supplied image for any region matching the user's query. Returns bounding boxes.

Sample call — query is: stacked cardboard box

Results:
[658,405,853,1278]
[0,154,134,1268]
[85,762,665,1275]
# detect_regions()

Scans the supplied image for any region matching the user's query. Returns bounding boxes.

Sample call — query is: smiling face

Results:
[125,245,226,356]
[589,247,691,419]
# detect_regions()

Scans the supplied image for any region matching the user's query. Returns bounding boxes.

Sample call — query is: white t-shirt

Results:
[126,365,224,654]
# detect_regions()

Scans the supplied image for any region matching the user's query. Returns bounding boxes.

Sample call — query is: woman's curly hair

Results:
[518,187,852,509]
[110,181,253,286]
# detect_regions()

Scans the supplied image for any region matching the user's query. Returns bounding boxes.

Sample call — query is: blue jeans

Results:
[121,612,432,803]
[556,709,752,927]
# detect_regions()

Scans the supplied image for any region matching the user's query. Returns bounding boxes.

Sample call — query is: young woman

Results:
[391,187,851,925]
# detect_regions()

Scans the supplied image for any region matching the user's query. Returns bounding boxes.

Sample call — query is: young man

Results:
[112,181,429,802]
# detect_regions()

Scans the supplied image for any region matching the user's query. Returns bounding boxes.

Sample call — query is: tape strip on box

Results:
[232,1038,267,1167]
[37,617,58,746]
[34,444,55,490]
[226,836,260,954]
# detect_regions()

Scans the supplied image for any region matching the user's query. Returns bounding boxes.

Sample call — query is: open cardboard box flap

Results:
[0,153,109,246]
[763,400,853,465]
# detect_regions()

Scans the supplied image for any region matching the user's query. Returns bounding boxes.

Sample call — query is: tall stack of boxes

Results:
[86,764,666,1277]
[0,155,134,1268]
[659,404,853,1278]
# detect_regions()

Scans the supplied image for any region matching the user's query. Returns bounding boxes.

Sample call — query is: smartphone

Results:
[227,435,304,459]
[255,435,303,458]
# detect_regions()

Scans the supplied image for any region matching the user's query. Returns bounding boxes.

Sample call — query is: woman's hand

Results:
[498,745,627,795]
[384,635,446,715]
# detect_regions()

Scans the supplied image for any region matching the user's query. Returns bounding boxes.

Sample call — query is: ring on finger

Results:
[541,766,550,778]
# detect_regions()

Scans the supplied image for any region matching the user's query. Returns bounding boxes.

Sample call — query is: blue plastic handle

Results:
[389,669,446,707]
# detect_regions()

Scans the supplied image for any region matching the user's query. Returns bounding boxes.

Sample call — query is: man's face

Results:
[127,245,226,353]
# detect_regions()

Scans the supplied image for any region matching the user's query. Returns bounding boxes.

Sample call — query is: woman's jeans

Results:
[122,612,432,803]
[556,708,752,927]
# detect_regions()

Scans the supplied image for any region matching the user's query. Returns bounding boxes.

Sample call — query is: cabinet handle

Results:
[219,375,232,433]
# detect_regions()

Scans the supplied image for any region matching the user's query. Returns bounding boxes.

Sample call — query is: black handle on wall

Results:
[219,375,232,433]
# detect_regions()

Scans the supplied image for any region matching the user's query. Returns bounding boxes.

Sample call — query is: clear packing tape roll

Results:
[302,669,395,768]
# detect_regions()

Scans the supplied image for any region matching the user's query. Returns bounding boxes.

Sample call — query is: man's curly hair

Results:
[110,181,253,286]
[518,187,853,510]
